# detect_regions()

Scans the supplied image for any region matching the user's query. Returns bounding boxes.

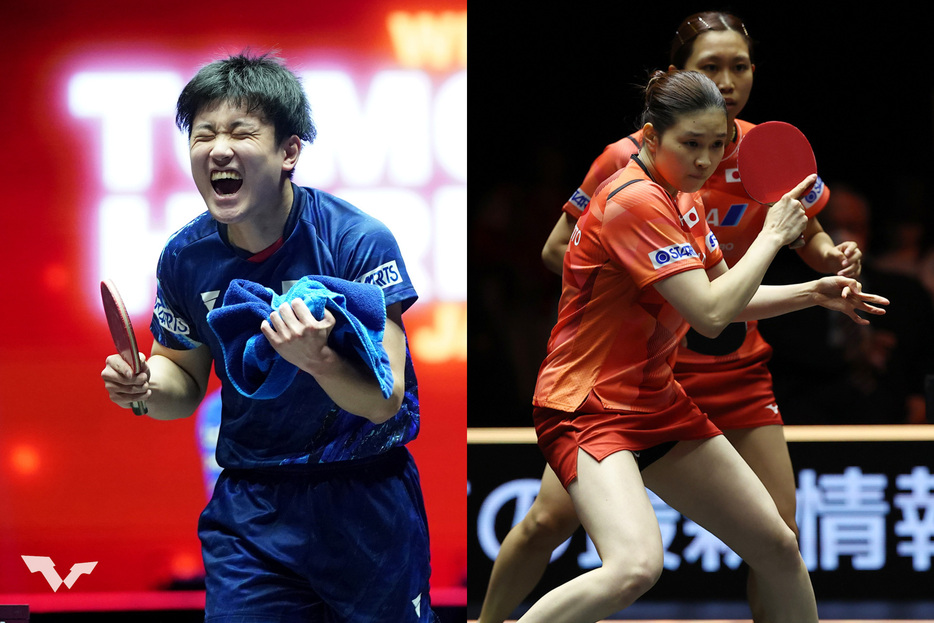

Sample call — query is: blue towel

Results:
[206,276,393,400]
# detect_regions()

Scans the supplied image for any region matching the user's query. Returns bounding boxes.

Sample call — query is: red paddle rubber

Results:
[101,280,148,416]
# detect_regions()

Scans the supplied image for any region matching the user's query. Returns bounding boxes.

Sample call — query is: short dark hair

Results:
[640,69,726,136]
[175,51,316,146]
[669,11,754,69]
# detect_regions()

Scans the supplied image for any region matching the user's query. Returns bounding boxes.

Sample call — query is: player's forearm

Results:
[734,281,818,321]
[796,220,837,273]
[143,354,207,420]
[541,241,565,275]
[542,213,576,275]
[696,231,785,334]
[310,357,404,423]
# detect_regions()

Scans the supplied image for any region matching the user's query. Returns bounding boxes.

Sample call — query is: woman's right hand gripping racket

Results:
[738,121,818,249]
[101,279,148,415]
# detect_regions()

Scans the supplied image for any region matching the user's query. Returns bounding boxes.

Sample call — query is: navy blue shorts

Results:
[198,447,437,622]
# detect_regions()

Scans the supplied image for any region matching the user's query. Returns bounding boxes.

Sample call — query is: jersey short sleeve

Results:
[561,134,642,218]
[151,212,219,351]
[600,182,711,290]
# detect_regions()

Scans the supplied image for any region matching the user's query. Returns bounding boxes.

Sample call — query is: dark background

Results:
[468,440,934,607]
[470,1,934,428]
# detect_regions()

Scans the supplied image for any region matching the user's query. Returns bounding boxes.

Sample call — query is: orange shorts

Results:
[675,356,782,430]
[533,389,721,488]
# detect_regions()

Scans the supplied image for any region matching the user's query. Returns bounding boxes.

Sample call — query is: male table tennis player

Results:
[101,52,437,622]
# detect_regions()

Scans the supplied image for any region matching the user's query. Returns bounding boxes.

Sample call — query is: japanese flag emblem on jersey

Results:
[680,206,700,229]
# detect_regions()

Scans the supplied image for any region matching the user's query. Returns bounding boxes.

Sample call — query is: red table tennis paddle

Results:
[101,279,147,415]
[738,121,817,249]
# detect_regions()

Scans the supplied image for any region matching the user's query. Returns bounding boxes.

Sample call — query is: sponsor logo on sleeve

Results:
[154,292,190,335]
[358,260,403,289]
[801,175,825,209]
[568,188,591,213]
[649,244,698,269]
[706,231,719,252]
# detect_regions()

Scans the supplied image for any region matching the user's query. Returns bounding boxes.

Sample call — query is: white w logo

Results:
[22,556,97,592]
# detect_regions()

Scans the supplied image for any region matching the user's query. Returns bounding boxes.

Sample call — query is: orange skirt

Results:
[533,388,721,488]
[675,353,782,430]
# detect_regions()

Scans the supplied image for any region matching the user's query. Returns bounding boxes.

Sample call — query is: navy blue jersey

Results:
[150,184,420,469]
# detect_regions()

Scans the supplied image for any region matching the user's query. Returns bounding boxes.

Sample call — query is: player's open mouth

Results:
[211,171,243,196]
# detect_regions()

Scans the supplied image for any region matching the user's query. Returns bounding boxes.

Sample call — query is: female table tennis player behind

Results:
[478,12,862,622]
[514,69,888,623]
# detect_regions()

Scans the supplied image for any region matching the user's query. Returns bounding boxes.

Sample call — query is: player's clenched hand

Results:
[829,240,862,278]
[262,298,338,374]
[812,276,888,325]
[101,352,151,409]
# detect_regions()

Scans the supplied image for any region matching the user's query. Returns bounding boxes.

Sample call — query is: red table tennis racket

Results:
[737,121,817,249]
[101,279,147,415]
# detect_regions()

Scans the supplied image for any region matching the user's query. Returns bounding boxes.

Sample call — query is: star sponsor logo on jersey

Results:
[649,243,698,269]
[154,291,190,336]
[568,187,591,213]
[358,260,403,289]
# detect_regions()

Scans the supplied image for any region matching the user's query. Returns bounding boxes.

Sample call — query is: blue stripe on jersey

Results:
[721,203,748,227]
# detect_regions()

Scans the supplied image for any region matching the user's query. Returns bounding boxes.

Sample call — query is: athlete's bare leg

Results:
[723,425,800,623]
[477,464,580,623]
[517,448,664,623]
[643,436,818,623]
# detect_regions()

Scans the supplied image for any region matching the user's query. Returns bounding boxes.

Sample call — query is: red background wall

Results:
[0,0,466,603]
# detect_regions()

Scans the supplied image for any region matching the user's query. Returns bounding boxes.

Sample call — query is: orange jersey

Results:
[558,120,832,375]
[534,158,723,414]
[561,121,831,265]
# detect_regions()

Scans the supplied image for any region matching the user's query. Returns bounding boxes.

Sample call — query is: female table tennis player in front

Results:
[515,69,887,623]
[478,12,863,622]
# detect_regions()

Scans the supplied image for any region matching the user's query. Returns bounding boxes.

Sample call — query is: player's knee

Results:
[773,498,800,543]
[519,502,579,548]
[625,556,663,597]
[784,516,800,543]
[601,554,662,609]
[749,524,802,574]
